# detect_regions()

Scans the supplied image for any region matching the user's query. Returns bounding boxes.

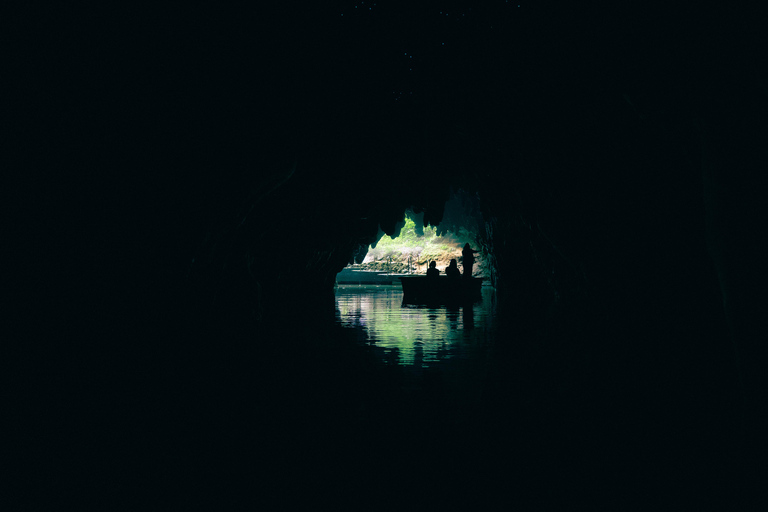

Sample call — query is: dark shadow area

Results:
[9,2,768,509]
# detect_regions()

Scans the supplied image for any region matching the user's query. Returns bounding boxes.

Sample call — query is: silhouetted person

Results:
[426,260,439,278]
[445,259,461,278]
[462,243,478,278]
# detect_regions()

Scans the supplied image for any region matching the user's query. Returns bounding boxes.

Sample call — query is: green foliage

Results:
[373,216,434,251]
[363,214,479,266]
[353,195,488,275]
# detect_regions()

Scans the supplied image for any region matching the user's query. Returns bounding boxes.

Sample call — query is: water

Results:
[328,284,738,507]
[335,284,497,367]
[121,283,734,508]
[333,284,499,422]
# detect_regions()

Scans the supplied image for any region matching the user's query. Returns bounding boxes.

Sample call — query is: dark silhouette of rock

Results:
[12,2,766,509]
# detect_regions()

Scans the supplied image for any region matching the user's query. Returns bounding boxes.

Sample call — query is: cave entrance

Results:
[333,188,494,366]
[340,189,488,282]
[356,212,485,277]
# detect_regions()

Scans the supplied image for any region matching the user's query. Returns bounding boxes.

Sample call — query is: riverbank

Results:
[354,239,488,277]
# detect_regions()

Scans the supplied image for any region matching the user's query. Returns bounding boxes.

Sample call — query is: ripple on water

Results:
[334,284,495,367]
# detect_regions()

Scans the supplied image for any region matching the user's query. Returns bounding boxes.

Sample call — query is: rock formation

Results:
[11,2,767,508]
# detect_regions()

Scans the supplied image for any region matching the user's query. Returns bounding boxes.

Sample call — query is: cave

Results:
[12,2,768,509]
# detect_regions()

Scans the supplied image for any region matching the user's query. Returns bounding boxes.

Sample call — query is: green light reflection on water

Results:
[335,285,492,367]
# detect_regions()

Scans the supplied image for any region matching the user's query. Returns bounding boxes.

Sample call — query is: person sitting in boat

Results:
[445,259,461,278]
[426,260,440,278]
[462,243,478,278]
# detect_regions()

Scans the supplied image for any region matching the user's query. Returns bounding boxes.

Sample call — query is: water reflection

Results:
[335,285,495,367]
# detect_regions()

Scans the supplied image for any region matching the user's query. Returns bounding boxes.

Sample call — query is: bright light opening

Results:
[353,191,487,276]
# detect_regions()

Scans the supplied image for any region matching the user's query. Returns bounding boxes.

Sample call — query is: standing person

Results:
[461,243,478,278]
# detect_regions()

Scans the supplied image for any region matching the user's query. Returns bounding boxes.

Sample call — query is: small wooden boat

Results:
[399,276,483,305]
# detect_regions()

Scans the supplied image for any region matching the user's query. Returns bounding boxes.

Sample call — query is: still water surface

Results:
[335,284,497,368]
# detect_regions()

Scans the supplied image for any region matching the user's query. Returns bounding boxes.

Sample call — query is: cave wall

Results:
[171,4,764,335]
[129,7,767,456]
[12,4,767,486]
[8,6,768,511]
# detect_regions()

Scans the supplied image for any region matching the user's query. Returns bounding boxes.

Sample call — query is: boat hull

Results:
[399,276,483,305]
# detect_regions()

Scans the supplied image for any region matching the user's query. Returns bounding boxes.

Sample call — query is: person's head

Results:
[429,260,436,268]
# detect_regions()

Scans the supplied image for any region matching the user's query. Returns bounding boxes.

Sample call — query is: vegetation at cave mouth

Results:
[352,215,487,276]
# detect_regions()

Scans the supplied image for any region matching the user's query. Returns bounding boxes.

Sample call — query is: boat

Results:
[398,276,484,305]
